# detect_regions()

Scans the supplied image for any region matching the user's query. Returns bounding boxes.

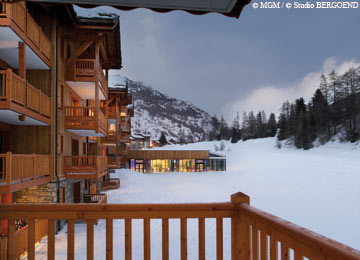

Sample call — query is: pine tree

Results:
[159,132,168,147]
[266,113,277,137]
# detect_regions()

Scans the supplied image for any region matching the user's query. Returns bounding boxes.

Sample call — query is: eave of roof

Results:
[36,0,251,19]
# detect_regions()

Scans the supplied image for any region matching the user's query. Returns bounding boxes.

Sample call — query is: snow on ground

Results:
[36,138,360,259]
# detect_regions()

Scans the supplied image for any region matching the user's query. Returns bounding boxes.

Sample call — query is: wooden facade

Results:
[102,84,133,168]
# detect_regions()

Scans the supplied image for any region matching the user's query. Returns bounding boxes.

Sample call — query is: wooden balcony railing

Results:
[108,106,117,119]
[102,178,120,190]
[0,2,51,61]
[64,106,107,135]
[0,69,51,123]
[0,219,48,260]
[66,59,108,98]
[120,133,130,143]
[0,192,359,260]
[107,156,121,169]
[64,155,108,179]
[83,193,107,204]
[0,152,51,193]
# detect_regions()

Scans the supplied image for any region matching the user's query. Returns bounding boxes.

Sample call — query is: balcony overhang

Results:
[66,129,105,137]
[0,109,50,126]
[66,81,106,100]
[0,26,50,69]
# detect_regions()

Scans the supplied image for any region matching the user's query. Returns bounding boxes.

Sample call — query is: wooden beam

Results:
[94,41,100,134]
[100,40,108,63]
[68,220,75,260]
[87,220,94,260]
[144,219,150,260]
[181,218,187,260]
[48,219,55,260]
[106,219,113,260]
[162,218,169,260]
[66,41,93,65]
[18,41,26,79]
[125,219,132,260]
[28,219,35,260]
[65,31,104,42]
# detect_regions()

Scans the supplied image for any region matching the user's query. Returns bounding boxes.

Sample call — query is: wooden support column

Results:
[231,192,250,260]
[18,42,26,79]
[94,41,100,134]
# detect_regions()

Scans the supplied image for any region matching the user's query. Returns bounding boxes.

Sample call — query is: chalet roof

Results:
[129,150,210,160]
[209,152,226,159]
[36,0,250,19]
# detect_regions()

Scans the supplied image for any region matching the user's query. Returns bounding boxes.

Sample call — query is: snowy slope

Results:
[108,75,212,142]
[35,138,360,259]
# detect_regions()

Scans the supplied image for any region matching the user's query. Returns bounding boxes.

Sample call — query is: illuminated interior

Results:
[130,158,226,173]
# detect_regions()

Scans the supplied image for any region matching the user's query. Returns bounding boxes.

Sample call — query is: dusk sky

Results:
[76,4,360,120]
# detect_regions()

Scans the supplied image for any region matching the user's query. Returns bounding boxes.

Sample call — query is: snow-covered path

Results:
[36,138,360,259]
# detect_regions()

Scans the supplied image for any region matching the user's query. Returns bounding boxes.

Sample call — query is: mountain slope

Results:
[109,75,212,142]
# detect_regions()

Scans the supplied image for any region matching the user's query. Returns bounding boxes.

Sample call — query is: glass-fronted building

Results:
[129,150,226,173]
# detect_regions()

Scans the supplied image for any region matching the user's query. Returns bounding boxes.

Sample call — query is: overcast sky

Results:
[76,4,360,121]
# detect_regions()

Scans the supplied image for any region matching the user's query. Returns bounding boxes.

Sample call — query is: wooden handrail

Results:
[0,152,50,184]
[0,69,51,118]
[237,203,360,260]
[1,2,51,60]
[0,192,359,260]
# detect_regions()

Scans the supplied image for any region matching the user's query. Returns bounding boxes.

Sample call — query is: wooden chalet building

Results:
[0,1,359,260]
[102,80,133,169]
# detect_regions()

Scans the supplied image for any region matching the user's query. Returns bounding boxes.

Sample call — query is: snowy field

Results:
[36,138,360,259]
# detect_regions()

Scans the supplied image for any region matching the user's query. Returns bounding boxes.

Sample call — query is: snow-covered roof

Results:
[108,75,127,90]
[209,152,226,159]
[128,104,134,109]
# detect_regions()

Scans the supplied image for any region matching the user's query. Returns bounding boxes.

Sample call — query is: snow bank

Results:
[35,138,360,259]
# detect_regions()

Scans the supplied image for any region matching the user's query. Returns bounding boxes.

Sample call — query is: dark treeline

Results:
[278,66,360,149]
[207,111,277,143]
[206,66,360,149]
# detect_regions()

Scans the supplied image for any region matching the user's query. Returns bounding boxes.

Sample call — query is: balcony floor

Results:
[0,25,49,69]
[66,81,106,100]
[0,175,50,193]
[66,129,105,137]
[0,108,49,125]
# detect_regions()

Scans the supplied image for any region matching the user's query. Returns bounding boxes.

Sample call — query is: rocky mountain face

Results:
[110,76,212,142]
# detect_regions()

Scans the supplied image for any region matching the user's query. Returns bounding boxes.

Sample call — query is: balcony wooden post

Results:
[6,69,12,105]
[5,152,12,185]
[7,219,15,260]
[94,41,100,134]
[18,42,26,80]
[231,192,250,260]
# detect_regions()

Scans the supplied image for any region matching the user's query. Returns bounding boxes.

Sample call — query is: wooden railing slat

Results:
[252,226,259,260]
[260,230,267,260]
[8,220,15,260]
[281,243,289,260]
[180,218,187,260]
[294,252,304,260]
[198,218,205,260]
[216,217,223,260]
[67,220,75,260]
[48,219,55,260]
[106,219,113,260]
[162,218,169,260]
[270,236,277,260]
[144,218,151,260]
[87,220,94,260]
[125,219,132,260]
[28,219,35,260]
